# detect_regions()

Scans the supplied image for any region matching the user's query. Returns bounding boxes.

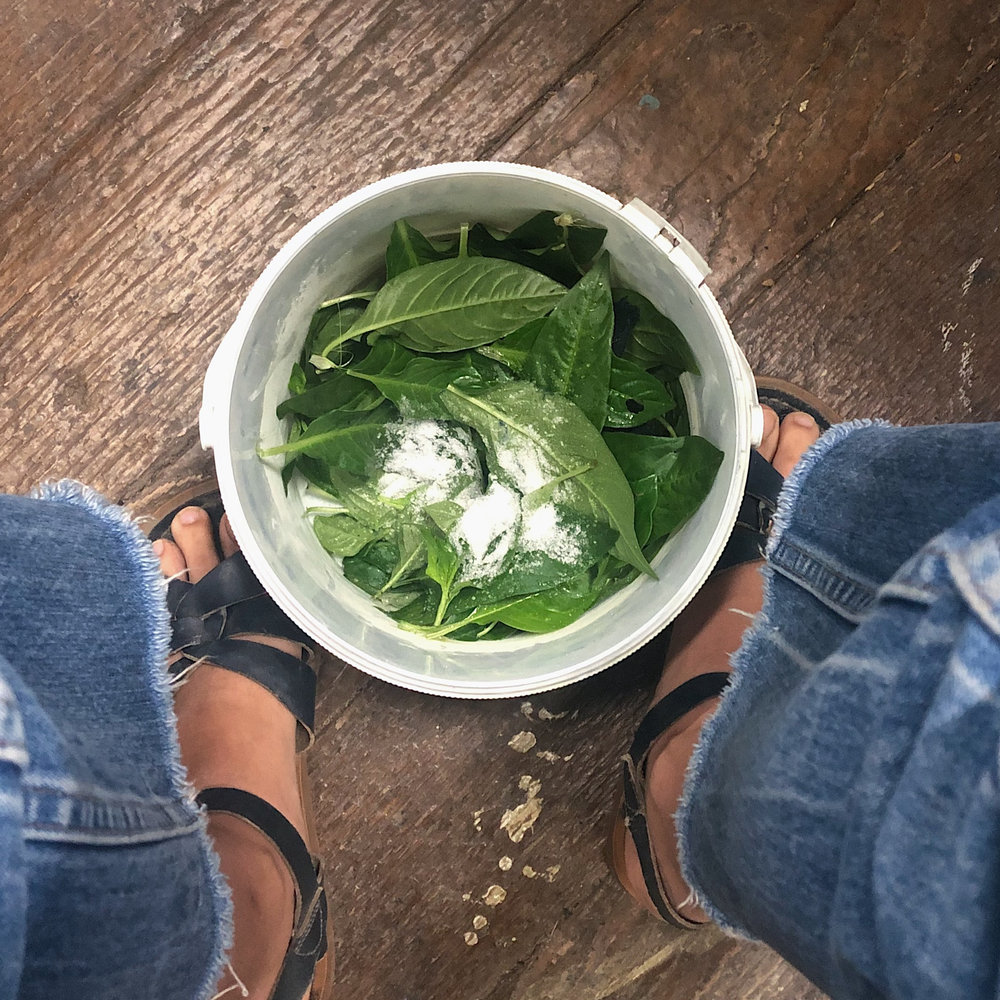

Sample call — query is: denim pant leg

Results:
[0,482,231,1000]
[677,423,1000,1000]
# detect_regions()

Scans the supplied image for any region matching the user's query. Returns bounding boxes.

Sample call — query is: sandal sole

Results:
[755,376,843,429]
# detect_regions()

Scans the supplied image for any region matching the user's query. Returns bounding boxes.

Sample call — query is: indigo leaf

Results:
[323,257,565,355]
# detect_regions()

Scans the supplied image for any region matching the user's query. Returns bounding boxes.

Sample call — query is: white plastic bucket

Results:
[200,162,763,698]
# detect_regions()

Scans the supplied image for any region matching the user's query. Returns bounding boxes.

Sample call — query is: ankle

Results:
[173,666,306,840]
[208,812,297,1000]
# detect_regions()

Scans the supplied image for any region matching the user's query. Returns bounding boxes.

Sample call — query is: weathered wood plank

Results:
[732,59,1000,425]
[0,0,197,214]
[0,0,637,497]
[3,1,999,998]
[311,650,827,1000]
[494,0,1000,313]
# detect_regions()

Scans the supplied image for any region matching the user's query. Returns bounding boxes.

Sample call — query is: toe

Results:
[757,405,779,463]
[220,514,240,559]
[153,537,188,581]
[170,506,221,583]
[772,412,821,478]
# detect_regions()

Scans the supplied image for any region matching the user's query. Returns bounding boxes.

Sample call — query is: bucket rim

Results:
[203,162,757,698]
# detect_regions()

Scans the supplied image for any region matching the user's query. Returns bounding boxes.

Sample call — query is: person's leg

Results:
[615,407,822,922]
[154,507,310,1000]
[0,484,230,1000]
[618,421,1000,999]
[678,422,1000,999]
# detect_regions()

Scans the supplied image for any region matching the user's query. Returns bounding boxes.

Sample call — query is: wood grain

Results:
[495,0,1000,311]
[3,0,999,997]
[732,59,1000,425]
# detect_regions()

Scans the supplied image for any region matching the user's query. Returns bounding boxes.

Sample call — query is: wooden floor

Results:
[4,2,1000,997]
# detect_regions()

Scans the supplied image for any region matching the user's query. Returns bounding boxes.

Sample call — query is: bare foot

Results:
[617,407,821,923]
[153,506,311,999]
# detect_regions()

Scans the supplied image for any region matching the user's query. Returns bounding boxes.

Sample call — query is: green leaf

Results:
[313,514,378,557]
[493,574,601,632]
[276,370,384,419]
[379,523,427,592]
[281,458,298,493]
[373,585,427,614]
[477,506,617,600]
[322,257,565,356]
[604,356,675,428]
[442,381,654,577]
[258,401,396,477]
[419,527,463,625]
[524,251,614,428]
[385,220,458,279]
[603,433,723,541]
[345,340,483,420]
[591,554,640,604]
[404,573,600,638]
[475,317,546,374]
[660,374,692,437]
[306,301,369,362]
[383,583,438,620]
[320,466,407,530]
[342,539,400,595]
[423,499,463,533]
[279,420,305,493]
[631,474,658,546]
[468,211,607,285]
[613,289,700,377]
[287,362,308,396]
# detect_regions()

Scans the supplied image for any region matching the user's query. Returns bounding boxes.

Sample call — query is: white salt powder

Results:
[493,435,552,494]
[376,418,589,585]
[521,502,582,564]
[453,482,520,579]
[376,419,480,505]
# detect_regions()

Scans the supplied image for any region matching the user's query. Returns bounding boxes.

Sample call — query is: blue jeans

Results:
[0,483,230,1000]
[679,421,1000,1000]
[1,425,998,999]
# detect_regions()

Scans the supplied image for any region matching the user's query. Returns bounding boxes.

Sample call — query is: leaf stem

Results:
[434,586,451,627]
[523,461,595,504]
[458,223,469,258]
[377,542,425,596]
[317,289,379,309]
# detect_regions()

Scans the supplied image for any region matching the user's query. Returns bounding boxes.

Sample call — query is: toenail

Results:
[152,539,165,556]
[178,507,204,525]
[789,412,816,428]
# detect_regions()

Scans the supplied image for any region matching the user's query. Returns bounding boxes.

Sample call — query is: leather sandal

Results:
[608,380,840,929]
[149,486,333,999]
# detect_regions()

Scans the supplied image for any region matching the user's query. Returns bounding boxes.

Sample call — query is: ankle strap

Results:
[197,787,328,1000]
[622,673,730,926]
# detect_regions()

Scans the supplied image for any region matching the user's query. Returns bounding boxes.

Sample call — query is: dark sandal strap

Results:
[622,672,730,926]
[756,381,836,431]
[713,381,835,577]
[170,639,317,750]
[149,489,227,548]
[153,492,317,750]
[197,787,328,1000]
[168,551,313,652]
[713,449,785,575]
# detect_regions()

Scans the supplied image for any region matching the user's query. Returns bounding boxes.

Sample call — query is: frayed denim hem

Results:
[766,419,891,560]
[27,480,234,998]
[673,421,889,938]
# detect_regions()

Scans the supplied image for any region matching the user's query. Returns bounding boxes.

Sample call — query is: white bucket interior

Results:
[201,162,757,698]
